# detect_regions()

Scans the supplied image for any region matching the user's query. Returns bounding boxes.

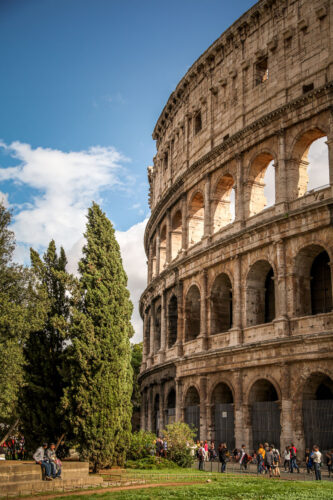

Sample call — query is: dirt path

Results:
[18,481,197,500]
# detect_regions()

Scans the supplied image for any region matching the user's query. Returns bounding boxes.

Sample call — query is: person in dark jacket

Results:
[218,443,228,473]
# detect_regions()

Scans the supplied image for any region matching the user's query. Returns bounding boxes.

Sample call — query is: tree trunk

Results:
[0,419,19,446]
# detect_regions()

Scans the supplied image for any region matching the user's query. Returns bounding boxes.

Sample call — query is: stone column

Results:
[176,279,184,357]
[175,378,183,422]
[274,239,289,337]
[148,244,152,283]
[276,129,288,204]
[159,289,166,361]
[204,173,211,239]
[231,255,243,345]
[235,154,245,223]
[280,363,294,452]
[150,301,155,359]
[156,228,160,276]
[141,312,148,371]
[234,370,245,449]
[166,209,172,265]
[159,383,165,434]
[147,387,153,431]
[181,193,188,252]
[199,269,208,350]
[200,377,208,440]
[327,109,333,186]
[140,389,146,430]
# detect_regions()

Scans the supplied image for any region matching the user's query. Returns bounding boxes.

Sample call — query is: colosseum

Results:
[139,0,333,456]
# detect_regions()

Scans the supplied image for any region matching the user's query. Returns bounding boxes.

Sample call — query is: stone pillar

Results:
[150,301,155,359]
[175,378,183,422]
[199,269,208,350]
[156,228,160,276]
[200,377,208,440]
[327,109,333,186]
[235,154,245,223]
[140,390,145,430]
[276,128,288,204]
[176,279,184,357]
[141,312,148,371]
[147,387,153,431]
[159,383,165,434]
[148,244,152,283]
[181,193,188,252]
[166,209,172,265]
[274,239,289,337]
[231,255,243,344]
[280,399,293,453]
[204,173,211,238]
[159,290,166,361]
[234,370,245,449]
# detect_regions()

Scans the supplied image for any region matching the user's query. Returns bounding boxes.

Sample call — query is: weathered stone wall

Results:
[140,0,333,456]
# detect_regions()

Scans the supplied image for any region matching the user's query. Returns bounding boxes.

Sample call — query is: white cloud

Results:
[0,140,146,341]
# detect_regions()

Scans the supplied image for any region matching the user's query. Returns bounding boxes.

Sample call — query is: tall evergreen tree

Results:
[62,202,133,471]
[0,203,46,427]
[19,241,72,450]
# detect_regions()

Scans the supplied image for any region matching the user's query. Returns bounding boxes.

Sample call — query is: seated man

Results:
[47,443,62,479]
[33,443,52,481]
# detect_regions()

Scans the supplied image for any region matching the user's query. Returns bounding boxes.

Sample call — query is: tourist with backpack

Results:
[264,446,274,478]
[218,442,228,473]
[197,443,205,471]
[271,444,280,477]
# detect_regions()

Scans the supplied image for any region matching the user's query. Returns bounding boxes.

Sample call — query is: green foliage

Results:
[125,456,179,470]
[19,240,74,451]
[127,430,156,460]
[162,422,196,468]
[130,343,142,411]
[62,202,134,472]
[0,203,46,425]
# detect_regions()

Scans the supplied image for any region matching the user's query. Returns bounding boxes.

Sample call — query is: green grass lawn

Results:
[55,471,333,500]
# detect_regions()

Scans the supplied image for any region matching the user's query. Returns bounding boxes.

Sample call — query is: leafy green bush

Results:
[126,430,156,461]
[126,456,179,470]
[162,422,196,468]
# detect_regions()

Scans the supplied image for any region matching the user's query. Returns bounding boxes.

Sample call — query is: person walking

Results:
[265,446,274,478]
[312,445,322,481]
[271,444,280,477]
[197,443,205,471]
[33,443,52,481]
[218,442,228,473]
[283,446,290,472]
[290,443,299,473]
[325,450,332,477]
[305,448,313,474]
[257,444,265,475]
[239,444,248,471]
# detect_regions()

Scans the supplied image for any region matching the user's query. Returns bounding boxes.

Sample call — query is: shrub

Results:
[127,430,156,461]
[125,456,179,470]
[162,422,196,468]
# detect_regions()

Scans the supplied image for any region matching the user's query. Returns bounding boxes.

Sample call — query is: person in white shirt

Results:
[312,445,322,481]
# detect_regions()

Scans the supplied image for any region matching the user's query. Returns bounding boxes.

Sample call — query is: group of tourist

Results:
[154,437,168,457]
[194,440,330,481]
[33,442,62,481]
[0,436,26,460]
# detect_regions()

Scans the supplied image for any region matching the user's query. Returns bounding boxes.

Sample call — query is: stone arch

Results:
[167,294,178,348]
[210,273,233,334]
[184,386,200,440]
[249,378,281,450]
[302,372,333,450]
[294,244,332,317]
[290,127,328,198]
[212,173,235,233]
[159,225,167,270]
[165,388,176,425]
[171,209,182,260]
[247,152,275,217]
[246,259,276,326]
[210,382,235,449]
[188,191,204,246]
[185,284,201,342]
[154,305,161,353]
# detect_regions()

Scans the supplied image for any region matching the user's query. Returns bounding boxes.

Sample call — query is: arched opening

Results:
[184,387,200,440]
[166,388,176,425]
[210,273,233,334]
[303,373,333,450]
[168,295,178,348]
[248,153,275,217]
[211,383,235,449]
[159,225,167,271]
[171,210,182,260]
[249,379,281,449]
[295,245,332,316]
[154,306,161,353]
[153,394,160,436]
[246,260,275,326]
[188,192,204,246]
[292,130,328,198]
[212,174,235,233]
[145,312,151,355]
[185,285,201,342]
[151,239,157,278]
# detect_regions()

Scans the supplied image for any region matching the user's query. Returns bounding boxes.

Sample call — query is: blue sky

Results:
[0,0,258,339]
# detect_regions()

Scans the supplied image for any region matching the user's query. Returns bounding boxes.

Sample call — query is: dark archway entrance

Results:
[211,383,235,450]
[210,274,233,334]
[168,295,178,347]
[303,373,333,450]
[311,251,332,315]
[250,379,281,449]
[184,387,200,440]
[153,394,160,436]
[165,388,176,425]
[185,285,201,341]
[246,261,275,326]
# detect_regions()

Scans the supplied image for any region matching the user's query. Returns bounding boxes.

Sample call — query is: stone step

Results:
[0,476,103,496]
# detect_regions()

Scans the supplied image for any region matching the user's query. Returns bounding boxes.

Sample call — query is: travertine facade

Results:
[139,0,333,455]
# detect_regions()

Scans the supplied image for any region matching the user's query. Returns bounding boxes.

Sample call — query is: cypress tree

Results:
[62,202,133,471]
[19,241,72,451]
